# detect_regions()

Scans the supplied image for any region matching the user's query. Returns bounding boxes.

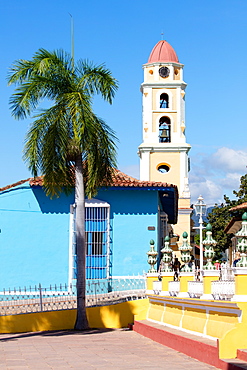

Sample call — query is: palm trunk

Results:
[74,154,89,330]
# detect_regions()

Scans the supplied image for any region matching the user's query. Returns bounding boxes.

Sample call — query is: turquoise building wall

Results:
[98,188,158,276]
[0,182,73,288]
[0,182,162,288]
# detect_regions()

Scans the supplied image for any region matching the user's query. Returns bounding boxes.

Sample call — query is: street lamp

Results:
[194,195,207,275]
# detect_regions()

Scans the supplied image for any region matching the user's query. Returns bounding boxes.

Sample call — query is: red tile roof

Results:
[0,179,31,192]
[147,40,179,64]
[0,169,177,192]
[110,169,177,188]
[229,202,247,211]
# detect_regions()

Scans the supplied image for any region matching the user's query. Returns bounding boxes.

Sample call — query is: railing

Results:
[211,280,235,300]
[188,281,203,298]
[168,281,180,296]
[220,267,235,281]
[153,280,162,295]
[0,284,76,316]
[0,277,146,316]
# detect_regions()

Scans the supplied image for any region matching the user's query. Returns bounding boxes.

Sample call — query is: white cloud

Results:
[189,147,247,205]
[210,147,247,172]
[219,172,241,190]
[190,179,223,206]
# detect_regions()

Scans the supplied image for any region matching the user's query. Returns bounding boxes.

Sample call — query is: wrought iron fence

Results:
[0,276,146,316]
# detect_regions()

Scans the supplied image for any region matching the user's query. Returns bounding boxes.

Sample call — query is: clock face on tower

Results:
[159,67,170,78]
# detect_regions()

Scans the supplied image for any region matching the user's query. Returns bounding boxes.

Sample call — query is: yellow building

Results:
[138,40,192,248]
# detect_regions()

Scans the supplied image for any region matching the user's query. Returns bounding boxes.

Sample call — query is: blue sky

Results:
[1,0,247,205]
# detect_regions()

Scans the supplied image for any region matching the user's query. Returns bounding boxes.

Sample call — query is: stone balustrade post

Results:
[159,236,174,295]
[232,213,247,301]
[146,239,159,294]
[178,231,194,298]
[200,224,220,300]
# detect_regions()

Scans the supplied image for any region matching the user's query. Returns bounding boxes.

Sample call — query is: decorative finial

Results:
[203,223,217,270]
[147,240,158,273]
[242,212,247,221]
[160,236,172,272]
[179,231,192,272]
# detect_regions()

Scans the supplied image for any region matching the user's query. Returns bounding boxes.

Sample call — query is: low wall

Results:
[135,294,247,359]
[0,299,149,334]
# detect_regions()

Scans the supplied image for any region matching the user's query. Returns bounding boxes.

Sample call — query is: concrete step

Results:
[238,350,247,362]
[223,359,247,369]
[133,319,247,370]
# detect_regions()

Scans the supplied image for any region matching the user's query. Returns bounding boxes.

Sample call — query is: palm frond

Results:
[83,115,118,198]
[77,60,118,104]
[8,48,118,198]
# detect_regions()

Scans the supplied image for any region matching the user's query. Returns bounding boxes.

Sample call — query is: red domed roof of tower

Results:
[148,40,179,63]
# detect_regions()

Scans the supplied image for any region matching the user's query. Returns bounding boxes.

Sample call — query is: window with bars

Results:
[69,200,110,282]
[86,231,103,255]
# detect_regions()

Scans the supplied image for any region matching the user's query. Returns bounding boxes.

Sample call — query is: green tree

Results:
[8,48,118,330]
[207,174,247,254]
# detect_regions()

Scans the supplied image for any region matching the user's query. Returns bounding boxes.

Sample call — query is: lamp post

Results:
[194,195,207,275]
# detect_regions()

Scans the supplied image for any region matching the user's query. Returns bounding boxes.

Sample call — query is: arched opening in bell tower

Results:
[160,93,169,108]
[159,117,171,143]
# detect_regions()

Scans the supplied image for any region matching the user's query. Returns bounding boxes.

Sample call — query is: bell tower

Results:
[138,40,191,245]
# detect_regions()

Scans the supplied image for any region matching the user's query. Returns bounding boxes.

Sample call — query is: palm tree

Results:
[7,48,118,330]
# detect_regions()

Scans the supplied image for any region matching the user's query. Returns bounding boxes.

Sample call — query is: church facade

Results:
[138,39,192,249]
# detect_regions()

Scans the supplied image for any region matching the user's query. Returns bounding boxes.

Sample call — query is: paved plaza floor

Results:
[0,328,219,369]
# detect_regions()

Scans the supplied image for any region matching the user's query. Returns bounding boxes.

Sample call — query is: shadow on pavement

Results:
[0,327,120,342]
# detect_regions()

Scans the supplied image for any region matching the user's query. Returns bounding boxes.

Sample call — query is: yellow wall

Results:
[145,67,154,82]
[162,304,182,327]
[178,198,191,208]
[0,299,149,334]
[145,295,244,359]
[150,152,180,185]
[173,213,191,244]
[146,296,241,340]
[235,275,247,295]
[146,275,158,290]
[174,68,181,80]
[203,275,220,295]
[179,275,193,293]
[182,307,206,334]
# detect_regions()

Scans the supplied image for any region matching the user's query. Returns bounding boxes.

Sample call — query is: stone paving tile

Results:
[0,329,220,369]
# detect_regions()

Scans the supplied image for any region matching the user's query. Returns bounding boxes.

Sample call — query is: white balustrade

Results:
[153,280,162,295]
[168,281,180,296]
[211,280,235,300]
[220,267,234,281]
[187,281,203,298]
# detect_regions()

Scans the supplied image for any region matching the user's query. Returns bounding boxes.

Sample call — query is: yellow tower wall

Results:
[150,152,181,186]
[152,88,177,110]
